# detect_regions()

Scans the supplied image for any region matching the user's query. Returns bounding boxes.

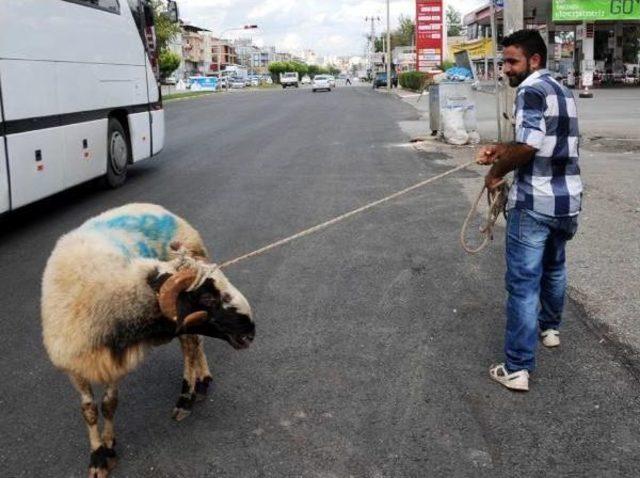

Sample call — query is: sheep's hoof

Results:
[172,406,192,421]
[88,446,116,477]
[195,376,213,402]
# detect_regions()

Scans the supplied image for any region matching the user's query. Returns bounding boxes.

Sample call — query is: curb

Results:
[163,92,216,103]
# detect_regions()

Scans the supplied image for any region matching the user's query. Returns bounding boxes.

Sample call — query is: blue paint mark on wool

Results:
[87,213,178,260]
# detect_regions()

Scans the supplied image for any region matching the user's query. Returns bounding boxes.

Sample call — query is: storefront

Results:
[463,0,640,86]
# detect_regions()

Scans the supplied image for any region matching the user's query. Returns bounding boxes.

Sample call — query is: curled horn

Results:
[158,268,199,320]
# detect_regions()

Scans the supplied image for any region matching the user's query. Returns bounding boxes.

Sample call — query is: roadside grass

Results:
[162,91,215,101]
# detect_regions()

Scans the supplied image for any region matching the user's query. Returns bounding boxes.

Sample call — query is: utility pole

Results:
[500,0,523,142]
[365,16,381,80]
[386,0,391,93]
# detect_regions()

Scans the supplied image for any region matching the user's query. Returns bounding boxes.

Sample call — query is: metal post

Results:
[500,0,524,140]
[386,0,391,93]
[490,3,501,142]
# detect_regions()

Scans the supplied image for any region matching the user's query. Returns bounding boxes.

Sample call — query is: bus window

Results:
[63,0,120,14]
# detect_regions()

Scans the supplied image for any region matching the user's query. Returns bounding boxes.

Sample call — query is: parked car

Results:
[312,75,331,92]
[373,71,398,88]
[327,75,336,87]
[161,76,176,85]
[230,77,246,89]
[263,75,274,84]
[301,75,311,85]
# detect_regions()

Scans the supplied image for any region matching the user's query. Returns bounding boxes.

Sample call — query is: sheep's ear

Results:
[147,271,172,293]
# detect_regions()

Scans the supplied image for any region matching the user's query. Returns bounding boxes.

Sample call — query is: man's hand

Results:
[476,144,503,165]
[485,172,504,190]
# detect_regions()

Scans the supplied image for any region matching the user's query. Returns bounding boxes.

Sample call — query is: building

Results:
[392,46,416,72]
[463,1,640,85]
[210,37,237,75]
[181,24,211,77]
[302,49,319,65]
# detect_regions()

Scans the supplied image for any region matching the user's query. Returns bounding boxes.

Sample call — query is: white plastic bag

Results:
[442,107,469,145]
[463,104,478,132]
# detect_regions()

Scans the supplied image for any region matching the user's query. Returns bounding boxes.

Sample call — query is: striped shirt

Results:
[507,69,582,217]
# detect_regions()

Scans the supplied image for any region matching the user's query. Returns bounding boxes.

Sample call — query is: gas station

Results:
[461,0,640,96]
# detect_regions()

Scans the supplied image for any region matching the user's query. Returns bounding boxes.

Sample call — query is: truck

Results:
[279,71,299,88]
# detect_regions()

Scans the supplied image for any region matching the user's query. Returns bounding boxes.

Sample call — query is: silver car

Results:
[312,75,331,92]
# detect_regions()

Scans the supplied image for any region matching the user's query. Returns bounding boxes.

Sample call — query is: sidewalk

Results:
[395,86,640,368]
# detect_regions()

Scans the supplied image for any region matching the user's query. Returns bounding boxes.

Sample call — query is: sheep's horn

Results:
[158,268,198,320]
[179,311,209,332]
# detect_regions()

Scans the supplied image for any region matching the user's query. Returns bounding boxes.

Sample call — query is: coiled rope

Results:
[459,180,509,254]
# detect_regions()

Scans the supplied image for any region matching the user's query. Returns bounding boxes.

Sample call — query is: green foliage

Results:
[374,15,416,53]
[268,61,309,81]
[392,15,415,48]
[446,5,462,37]
[152,0,181,54]
[326,65,341,76]
[399,71,431,91]
[159,50,181,77]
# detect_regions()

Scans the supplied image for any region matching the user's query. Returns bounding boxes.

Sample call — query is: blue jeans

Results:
[504,209,579,372]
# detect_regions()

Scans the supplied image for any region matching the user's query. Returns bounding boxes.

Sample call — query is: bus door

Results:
[0,77,10,213]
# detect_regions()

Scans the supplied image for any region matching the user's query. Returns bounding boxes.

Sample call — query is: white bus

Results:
[0,0,178,214]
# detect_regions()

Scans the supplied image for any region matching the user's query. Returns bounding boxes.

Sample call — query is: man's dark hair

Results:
[501,29,547,67]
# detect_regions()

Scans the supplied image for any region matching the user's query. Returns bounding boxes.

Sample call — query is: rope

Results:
[218,160,477,269]
[460,180,509,254]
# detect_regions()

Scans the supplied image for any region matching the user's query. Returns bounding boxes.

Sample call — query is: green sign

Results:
[553,0,640,21]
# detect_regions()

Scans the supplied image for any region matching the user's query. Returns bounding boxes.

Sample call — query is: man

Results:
[476,30,582,392]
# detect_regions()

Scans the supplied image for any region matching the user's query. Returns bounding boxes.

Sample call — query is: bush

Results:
[399,71,431,91]
[159,50,181,78]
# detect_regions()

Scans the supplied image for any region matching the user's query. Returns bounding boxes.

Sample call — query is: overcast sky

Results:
[177,0,487,57]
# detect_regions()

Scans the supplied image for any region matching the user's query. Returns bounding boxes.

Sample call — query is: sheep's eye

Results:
[222,293,232,304]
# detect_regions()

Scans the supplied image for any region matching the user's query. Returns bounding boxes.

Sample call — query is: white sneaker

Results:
[489,364,529,391]
[541,329,560,348]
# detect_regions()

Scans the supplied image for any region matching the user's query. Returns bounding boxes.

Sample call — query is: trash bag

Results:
[442,107,469,145]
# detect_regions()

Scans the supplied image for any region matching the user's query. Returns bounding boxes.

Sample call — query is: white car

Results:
[301,75,311,85]
[312,75,331,92]
[230,77,246,89]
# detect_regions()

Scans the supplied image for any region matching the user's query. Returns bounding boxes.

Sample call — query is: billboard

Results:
[553,0,640,21]
[416,0,443,71]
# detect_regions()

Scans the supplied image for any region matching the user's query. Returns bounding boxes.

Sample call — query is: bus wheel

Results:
[105,118,129,188]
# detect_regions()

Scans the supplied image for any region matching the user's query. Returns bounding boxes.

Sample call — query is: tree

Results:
[391,15,415,48]
[446,5,462,37]
[152,1,181,54]
[159,50,181,78]
[326,65,341,76]
[374,15,416,53]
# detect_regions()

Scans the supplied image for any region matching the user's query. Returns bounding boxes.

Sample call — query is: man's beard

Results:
[507,62,531,87]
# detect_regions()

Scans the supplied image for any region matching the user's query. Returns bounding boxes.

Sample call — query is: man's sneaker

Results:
[540,329,560,348]
[489,364,529,391]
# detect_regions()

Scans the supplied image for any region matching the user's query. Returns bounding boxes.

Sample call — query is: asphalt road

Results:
[1,86,640,477]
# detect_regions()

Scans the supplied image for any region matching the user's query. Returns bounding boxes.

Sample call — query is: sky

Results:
[177,0,487,58]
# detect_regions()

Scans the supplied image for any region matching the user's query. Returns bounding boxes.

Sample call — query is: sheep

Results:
[41,203,255,478]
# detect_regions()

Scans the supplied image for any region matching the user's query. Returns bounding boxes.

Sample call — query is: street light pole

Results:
[386,0,391,93]
[217,24,258,91]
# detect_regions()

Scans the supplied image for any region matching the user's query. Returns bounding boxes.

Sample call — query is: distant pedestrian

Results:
[476,29,582,392]
[346,76,352,85]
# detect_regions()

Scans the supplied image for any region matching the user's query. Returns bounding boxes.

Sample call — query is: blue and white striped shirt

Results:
[508,69,582,217]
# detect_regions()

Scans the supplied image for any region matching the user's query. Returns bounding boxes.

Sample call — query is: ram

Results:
[41,203,255,477]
